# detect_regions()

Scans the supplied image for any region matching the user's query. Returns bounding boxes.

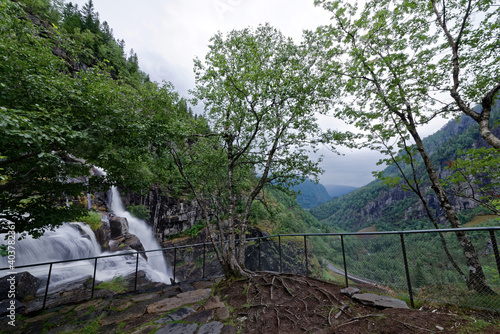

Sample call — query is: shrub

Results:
[78,211,102,231]
[127,205,150,221]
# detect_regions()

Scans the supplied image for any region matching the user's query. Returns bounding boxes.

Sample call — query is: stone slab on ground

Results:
[156,323,198,334]
[221,324,237,334]
[179,282,196,292]
[340,287,360,297]
[165,306,196,322]
[130,292,159,302]
[128,324,162,334]
[216,306,230,320]
[352,293,409,309]
[147,288,212,314]
[185,309,215,324]
[99,304,147,326]
[198,321,224,334]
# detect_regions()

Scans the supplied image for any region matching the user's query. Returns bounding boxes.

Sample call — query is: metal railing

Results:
[2,226,500,312]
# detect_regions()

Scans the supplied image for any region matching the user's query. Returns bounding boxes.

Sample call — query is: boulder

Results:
[109,216,129,238]
[109,233,147,260]
[0,299,25,316]
[0,272,41,301]
[95,219,111,251]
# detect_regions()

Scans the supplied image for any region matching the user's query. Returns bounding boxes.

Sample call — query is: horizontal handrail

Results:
[3,226,499,271]
[2,226,500,312]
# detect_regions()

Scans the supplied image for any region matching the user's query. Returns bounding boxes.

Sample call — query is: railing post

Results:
[42,263,53,310]
[202,243,206,279]
[400,233,414,308]
[278,235,282,273]
[258,239,262,271]
[134,252,139,291]
[489,230,500,277]
[91,257,98,298]
[304,235,309,277]
[341,235,348,288]
[173,247,177,284]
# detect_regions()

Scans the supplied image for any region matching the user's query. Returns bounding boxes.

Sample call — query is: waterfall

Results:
[0,188,171,292]
[108,186,171,282]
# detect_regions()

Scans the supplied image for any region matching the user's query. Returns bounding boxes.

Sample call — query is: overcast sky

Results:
[69,0,449,188]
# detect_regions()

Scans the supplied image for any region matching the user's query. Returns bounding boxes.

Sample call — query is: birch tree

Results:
[310,0,495,293]
[172,24,338,278]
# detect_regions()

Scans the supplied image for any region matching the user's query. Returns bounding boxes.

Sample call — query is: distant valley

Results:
[309,102,500,232]
[292,180,358,209]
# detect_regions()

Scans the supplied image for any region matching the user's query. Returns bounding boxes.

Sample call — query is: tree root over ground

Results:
[215,272,500,333]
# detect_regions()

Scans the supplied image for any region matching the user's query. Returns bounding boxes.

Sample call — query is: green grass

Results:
[95,275,127,294]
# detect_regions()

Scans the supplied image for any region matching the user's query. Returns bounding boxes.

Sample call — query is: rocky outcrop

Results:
[0,272,41,317]
[0,271,41,302]
[124,186,203,243]
[109,233,148,260]
[94,219,111,251]
[109,216,129,238]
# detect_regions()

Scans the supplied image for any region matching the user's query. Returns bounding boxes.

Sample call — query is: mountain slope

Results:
[292,179,331,209]
[323,184,358,198]
[310,104,500,232]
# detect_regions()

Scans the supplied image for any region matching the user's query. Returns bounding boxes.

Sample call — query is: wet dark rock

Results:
[109,216,129,238]
[340,287,360,297]
[185,309,214,324]
[0,299,25,316]
[109,233,147,260]
[0,272,41,301]
[94,220,111,251]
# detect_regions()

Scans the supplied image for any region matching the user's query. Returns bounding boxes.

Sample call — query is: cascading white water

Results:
[108,186,171,282]
[0,223,102,287]
[0,187,171,291]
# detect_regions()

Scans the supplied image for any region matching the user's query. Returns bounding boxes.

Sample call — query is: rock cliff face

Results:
[123,186,203,244]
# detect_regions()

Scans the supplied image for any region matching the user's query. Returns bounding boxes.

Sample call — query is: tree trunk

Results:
[409,126,495,294]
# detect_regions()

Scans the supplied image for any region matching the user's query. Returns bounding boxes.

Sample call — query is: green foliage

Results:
[185,222,206,238]
[443,147,500,214]
[126,205,150,221]
[310,100,500,233]
[0,0,186,236]
[77,211,102,231]
[168,23,343,275]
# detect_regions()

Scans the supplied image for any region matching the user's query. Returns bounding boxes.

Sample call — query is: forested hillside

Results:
[0,0,196,236]
[310,104,500,232]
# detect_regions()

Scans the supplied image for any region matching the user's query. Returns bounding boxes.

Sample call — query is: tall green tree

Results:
[428,0,500,149]
[172,24,339,278]
[310,0,495,293]
[0,0,178,237]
